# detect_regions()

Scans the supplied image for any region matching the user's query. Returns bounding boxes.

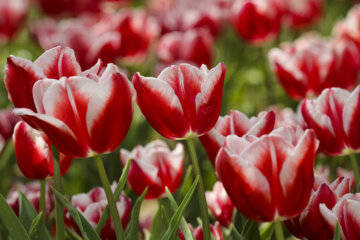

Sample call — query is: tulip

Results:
[285,177,352,240]
[65,184,131,240]
[179,222,224,240]
[269,35,360,100]
[200,110,275,166]
[301,86,360,155]
[7,182,53,216]
[0,108,21,142]
[14,61,135,158]
[4,46,104,111]
[13,121,73,179]
[269,34,360,100]
[120,140,184,199]
[276,0,323,28]
[267,106,304,129]
[205,181,234,227]
[231,0,282,44]
[320,193,360,240]
[37,0,101,16]
[156,29,214,67]
[0,0,29,43]
[216,126,318,222]
[133,62,225,140]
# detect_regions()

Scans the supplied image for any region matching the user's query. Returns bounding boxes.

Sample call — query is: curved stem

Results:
[94,155,123,240]
[350,154,360,192]
[274,221,284,240]
[53,155,64,240]
[186,138,211,240]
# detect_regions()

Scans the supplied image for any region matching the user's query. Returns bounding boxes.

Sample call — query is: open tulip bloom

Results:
[9,48,135,158]
[216,126,319,222]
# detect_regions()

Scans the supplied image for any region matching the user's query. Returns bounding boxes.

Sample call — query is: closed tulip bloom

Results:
[216,126,318,222]
[133,63,225,139]
[200,110,275,166]
[301,86,360,155]
[320,193,360,240]
[285,177,352,240]
[14,62,134,158]
[205,181,234,227]
[120,140,184,199]
[13,121,73,179]
[65,185,131,240]
[0,108,20,140]
[157,29,214,67]
[231,0,282,44]
[269,35,360,100]
[179,222,224,240]
[7,182,53,216]
[0,0,29,43]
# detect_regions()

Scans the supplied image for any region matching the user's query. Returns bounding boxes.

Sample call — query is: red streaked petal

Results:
[34,46,81,78]
[343,86,360,150]
[195,62,225,135]
[14,108,88,158]
[4,56,45,111]
[133,72,186,139]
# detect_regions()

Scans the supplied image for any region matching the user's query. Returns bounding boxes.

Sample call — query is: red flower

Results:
[13,57,134,158]
[133,63,225,139]
[179,222,224,240]
[205,181,234,227]
[216,126,318,222]
[7,182,53,216]
[276,0,323,28]
[65,184,131,240]
[157,29,213,67]
[301,86,360,155]
[269,34,360,100]
[0,0,29,43]
[13,121,72,179]
[37,0,102,16]
[231,0,282,44]
[0,108,20,140]
[320,193,360,240]
[120,140,184,199]
[200,110,275,166]
[285,177,352,240]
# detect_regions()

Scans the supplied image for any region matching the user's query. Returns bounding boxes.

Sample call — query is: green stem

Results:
[261,46,276,106]
[0,140,14,171]
[350,154,360,192]
[274,221,284,240]
[186,138,211,240]
[39,180,46,214]
[53,156,65,240]
[94,155,123,240]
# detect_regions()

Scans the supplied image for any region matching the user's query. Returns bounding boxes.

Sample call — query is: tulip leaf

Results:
[333,223,341,240]
[124,187,148,240]
[230,224,243,240]
[96,158,131,234]
[51,186,101,240]
[165,187,194,240]
[29,212,50,240]
[151,205,170,240]
[161,176,199,240]
[0,193,29,240]
[259,223,274,240]
[178,166,193,199]
[18,191,38,232]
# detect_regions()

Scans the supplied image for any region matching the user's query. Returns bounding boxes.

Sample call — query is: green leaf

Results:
[28,212,48,240]
[165,187,193,240]
[333,223,341,240]
[124,187,148,240]
[161,176,199,240]
[259,223,273,240]
[178,166,193,199]
[19,191,38,232]
[0,193,29,240]
[230,224,242,240]
[151,205,170,240]
[96,158,131,234]
[51,186,101,240]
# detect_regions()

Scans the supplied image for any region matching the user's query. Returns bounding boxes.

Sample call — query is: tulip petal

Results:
[4,56,45,111]
[34,46,81,78]
[133,72,186,139]
[343,86,360,150]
